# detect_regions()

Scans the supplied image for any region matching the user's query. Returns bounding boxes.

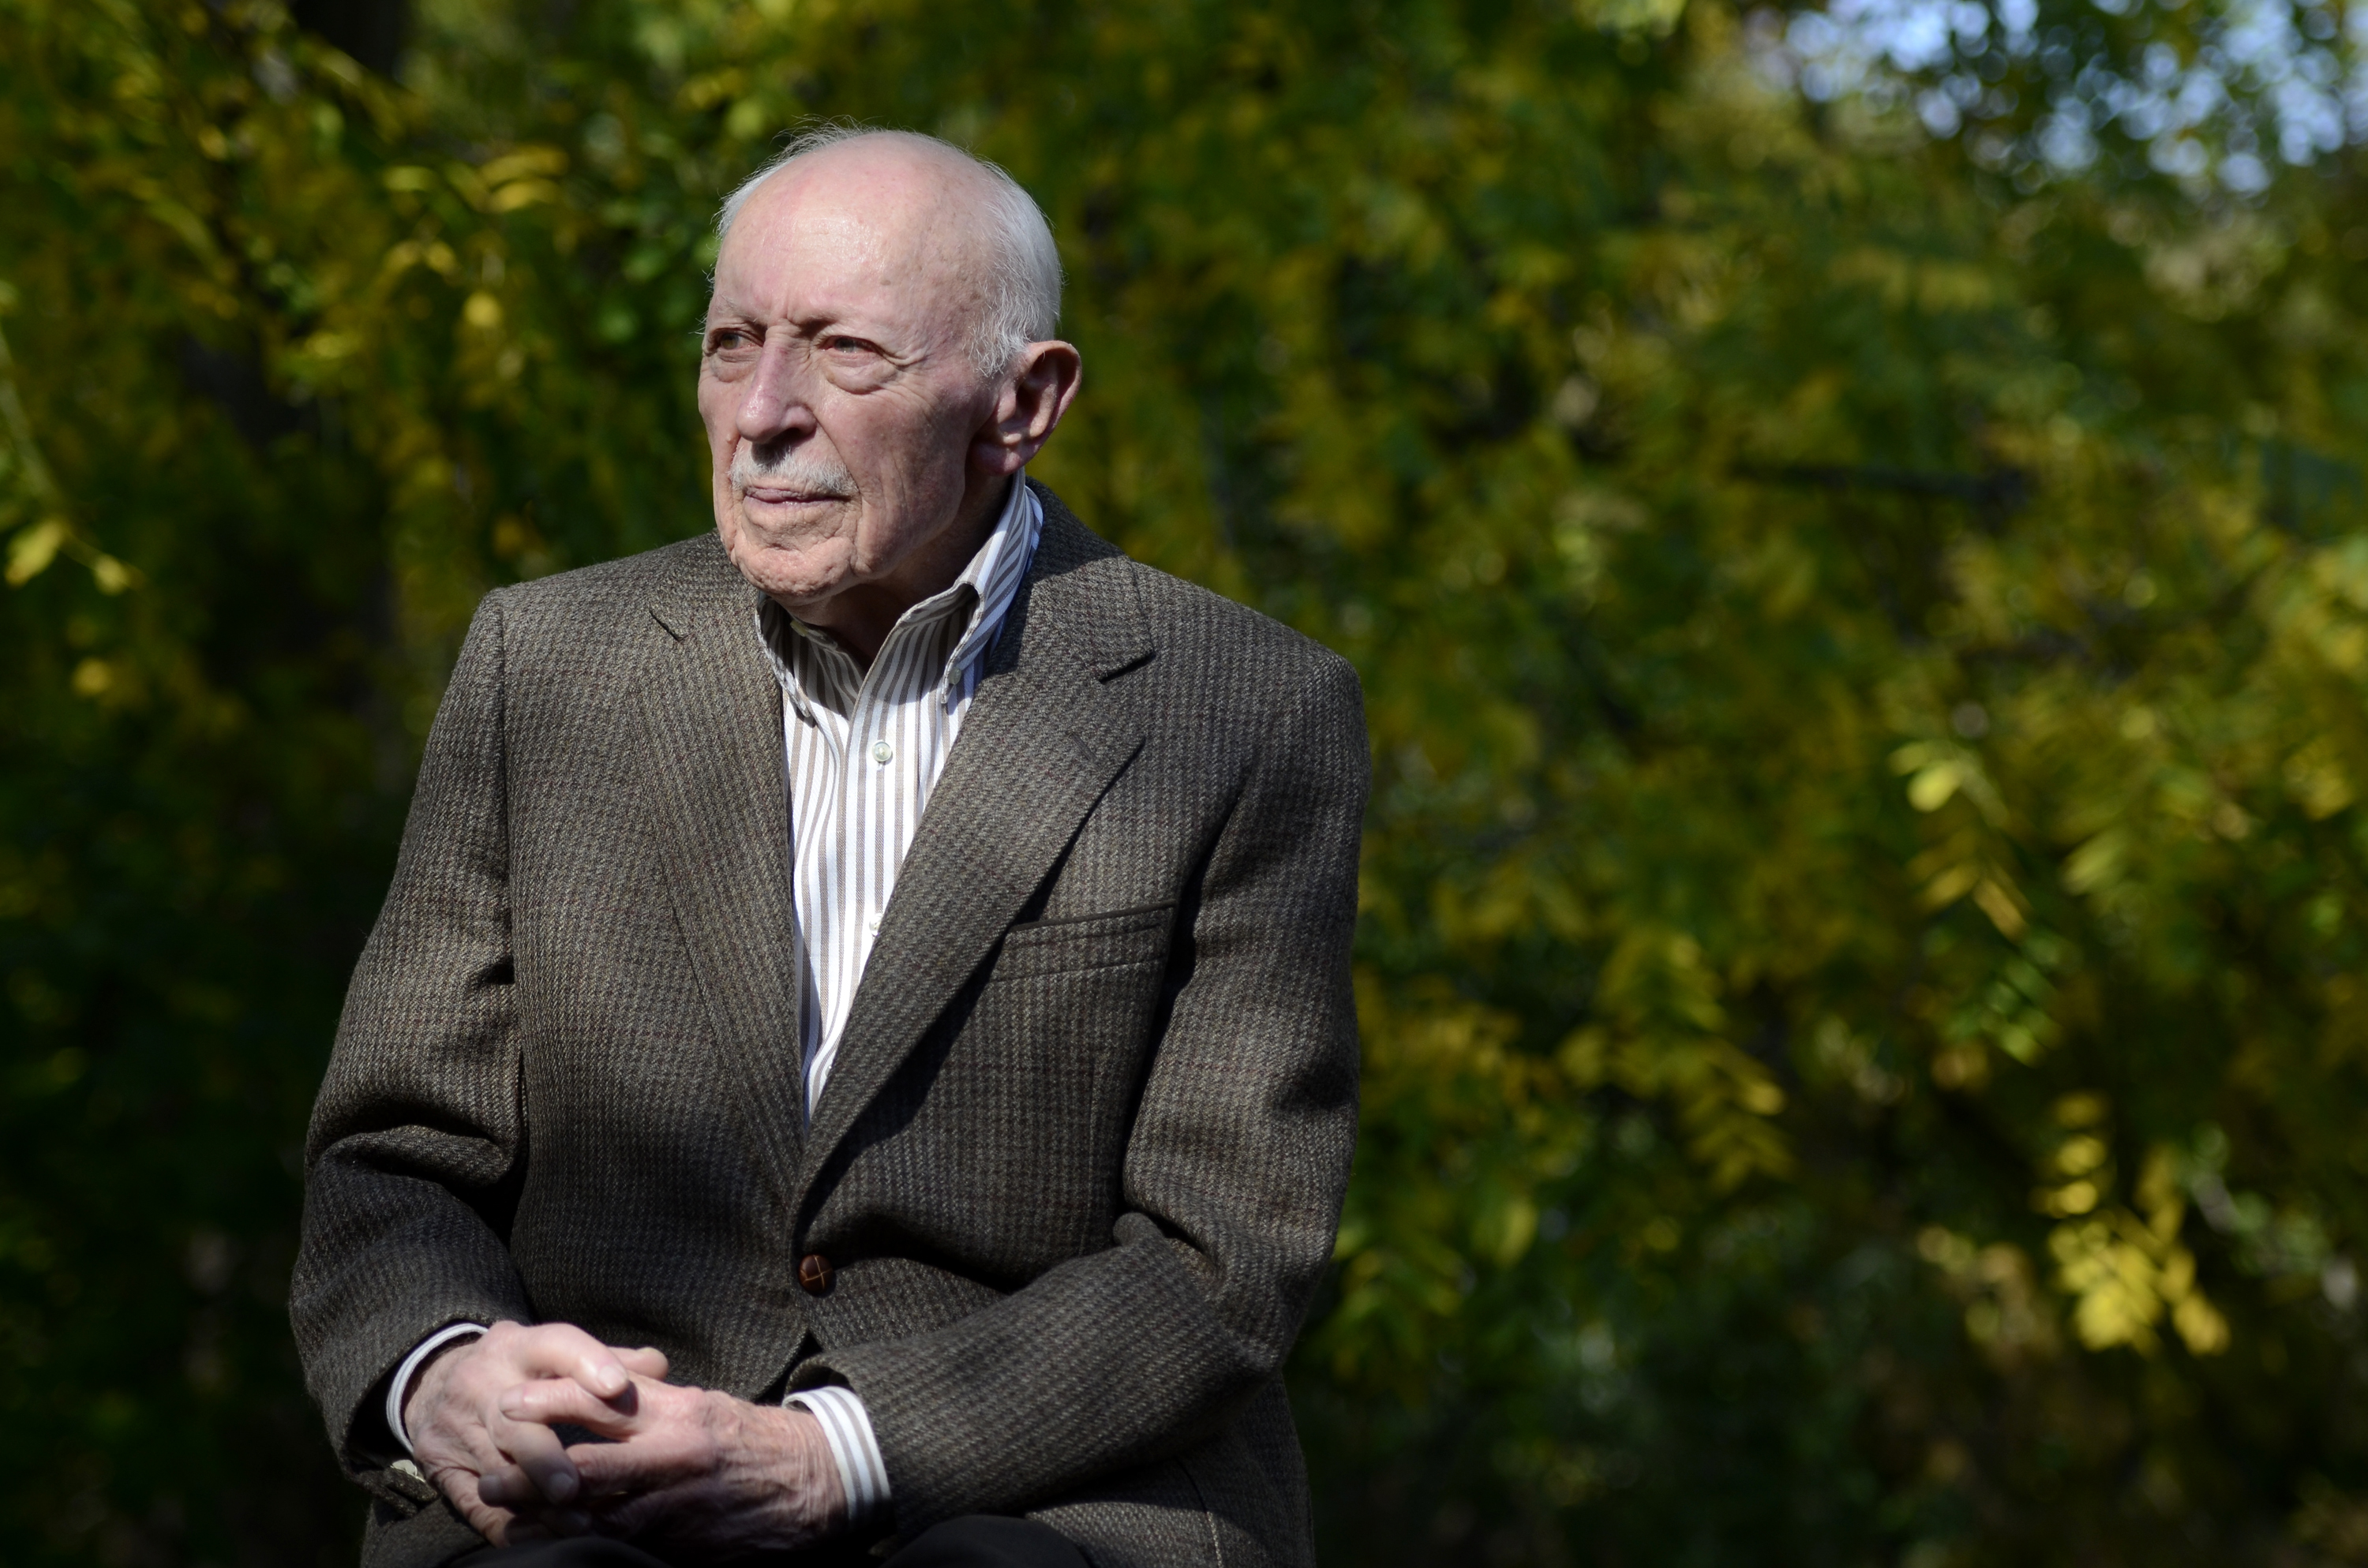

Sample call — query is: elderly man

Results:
[290,127,1367,1568]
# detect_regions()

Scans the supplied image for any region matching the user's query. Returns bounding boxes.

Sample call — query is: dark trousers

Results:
[454,1515,1088,1568]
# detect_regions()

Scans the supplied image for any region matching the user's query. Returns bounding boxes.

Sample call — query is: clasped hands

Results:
[403,1321,848,1555]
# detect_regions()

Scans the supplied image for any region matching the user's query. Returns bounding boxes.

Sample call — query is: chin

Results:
[721,527,849,607]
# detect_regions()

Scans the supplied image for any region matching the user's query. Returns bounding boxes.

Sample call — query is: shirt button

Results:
[866,915,882,936]
[871,740,894,764]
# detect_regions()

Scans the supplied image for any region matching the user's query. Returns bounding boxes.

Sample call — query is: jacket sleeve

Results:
[290,593,536,1481]
[793,646,1369,1533]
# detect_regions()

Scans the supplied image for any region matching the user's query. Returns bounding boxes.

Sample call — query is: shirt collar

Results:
[751,473,1044,711]
[936,473,1042,699]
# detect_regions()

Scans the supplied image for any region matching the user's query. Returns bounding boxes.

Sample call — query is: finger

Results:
[477,1461,566,1510]
[500,1375,642,1438]
[506,1323,635,1401]
[431,1443,503,1504]
[477,1465,526,1509]
[487,1411,583,1504]
[611,1344,670,1381]
[567,1437,686,1499]
[455,1424,519,1491]
[436,1468,519,1548]
[480,1470,594,1537]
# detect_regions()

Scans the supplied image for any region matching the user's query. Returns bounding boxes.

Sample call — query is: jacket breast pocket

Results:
[928,904,1176,1254]
[991,902,1176,982]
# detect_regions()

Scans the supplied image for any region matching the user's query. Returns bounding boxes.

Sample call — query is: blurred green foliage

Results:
[6,0,2368,1563]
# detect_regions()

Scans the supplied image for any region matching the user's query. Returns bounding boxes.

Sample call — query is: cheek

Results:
[853,405,967,498]
[696,379,740,455]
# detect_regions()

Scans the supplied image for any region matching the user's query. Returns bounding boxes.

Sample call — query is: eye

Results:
[820,335,878,356]
[704,326,756,354]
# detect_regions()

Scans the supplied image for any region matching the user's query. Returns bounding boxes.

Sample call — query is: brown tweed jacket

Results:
[290,485,1369,1568]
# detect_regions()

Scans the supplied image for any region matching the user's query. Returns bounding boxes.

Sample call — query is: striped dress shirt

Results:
[756,474,1044,1525]
[756,474,1043,1116]
[386,477,1044,1531]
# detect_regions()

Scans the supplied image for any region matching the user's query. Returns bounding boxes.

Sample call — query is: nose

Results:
[736,335,816,443]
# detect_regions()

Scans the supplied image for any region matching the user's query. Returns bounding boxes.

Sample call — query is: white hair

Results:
[715,124,1063,380]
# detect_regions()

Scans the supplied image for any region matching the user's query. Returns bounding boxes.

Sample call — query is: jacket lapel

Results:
[795,500,1152,1205]
[636,535,806,1208]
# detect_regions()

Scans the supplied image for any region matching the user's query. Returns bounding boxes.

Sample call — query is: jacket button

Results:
[797,1254,835,1296]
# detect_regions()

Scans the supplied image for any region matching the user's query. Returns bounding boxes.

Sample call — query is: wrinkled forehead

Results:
[708,152,991,335]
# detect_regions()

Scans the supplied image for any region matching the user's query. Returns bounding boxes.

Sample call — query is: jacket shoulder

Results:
[1029,481,1355,696]
[1126,558,1357,693]
[485,531,727,633]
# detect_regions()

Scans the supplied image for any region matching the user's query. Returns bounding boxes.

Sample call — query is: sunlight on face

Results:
[697,142,1002,620]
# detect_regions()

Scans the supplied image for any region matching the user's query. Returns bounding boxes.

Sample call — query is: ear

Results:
[970,341,1083,477]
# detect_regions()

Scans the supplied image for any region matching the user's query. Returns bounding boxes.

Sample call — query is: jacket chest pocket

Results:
[926,904,1175,1252]
[991,901,1176,982]
[982,903,1178,1103]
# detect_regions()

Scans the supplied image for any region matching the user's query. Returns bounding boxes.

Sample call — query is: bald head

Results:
[717,128,1061,378]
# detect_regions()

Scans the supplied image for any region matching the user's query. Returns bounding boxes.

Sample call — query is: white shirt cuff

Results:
[785,1383,890,1522]
[387,1323,488,1457]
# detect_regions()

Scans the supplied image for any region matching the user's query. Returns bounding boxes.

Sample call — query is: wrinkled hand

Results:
[402,1321,669,1546]
[479,1374,848,1556]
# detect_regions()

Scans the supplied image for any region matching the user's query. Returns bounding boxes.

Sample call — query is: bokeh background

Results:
[6,0,2368,1562]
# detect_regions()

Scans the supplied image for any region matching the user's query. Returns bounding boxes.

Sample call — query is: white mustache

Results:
[731,441,854,499]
